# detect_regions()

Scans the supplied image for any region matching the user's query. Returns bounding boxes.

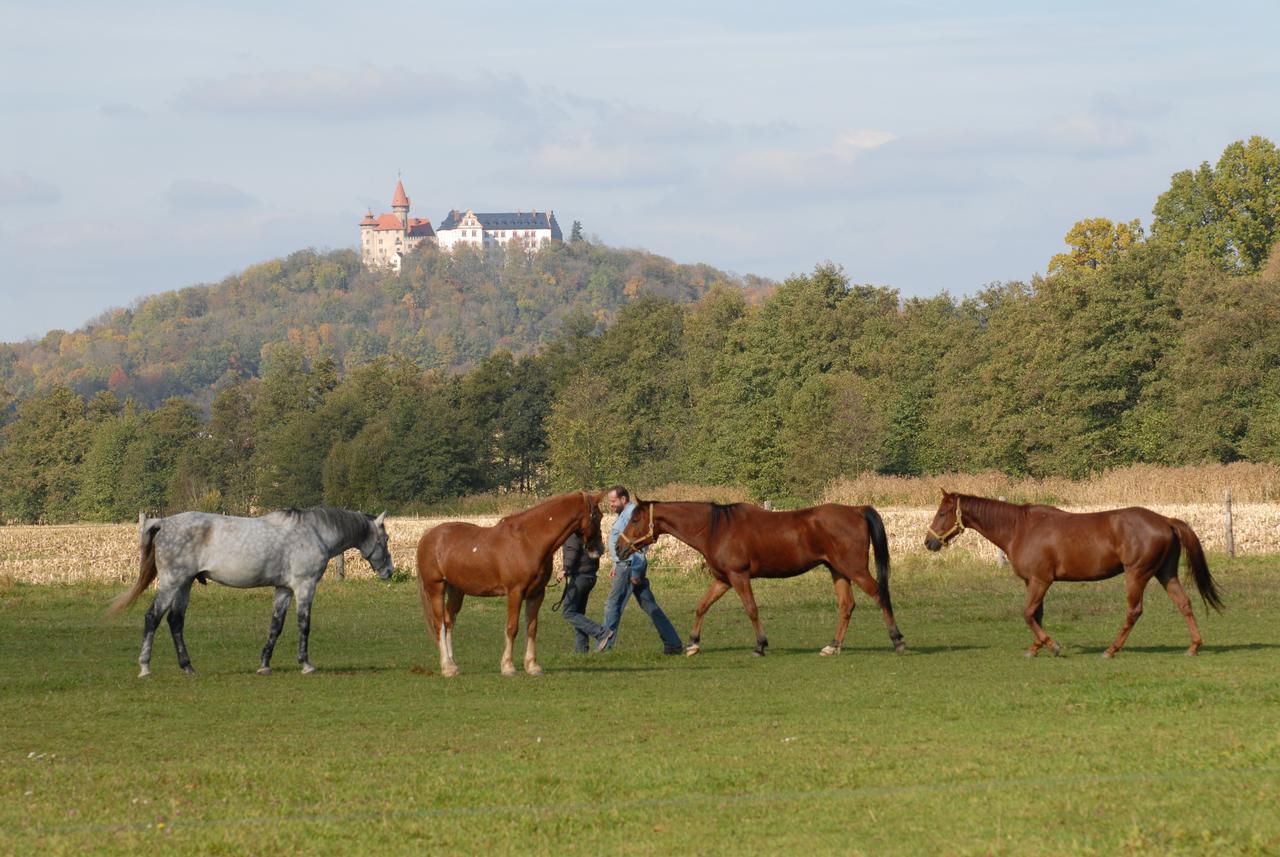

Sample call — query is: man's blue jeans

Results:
[599,554,682,651]
[560,573,604,653]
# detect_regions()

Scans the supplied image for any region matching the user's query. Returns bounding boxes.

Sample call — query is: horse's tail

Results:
[863,506,893,615]
[108,513,161,616]
[415,533,437,635]
[1170,518,1223,612]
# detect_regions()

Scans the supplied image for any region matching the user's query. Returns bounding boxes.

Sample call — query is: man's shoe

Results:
[663,646,683,655]
[594,629,615,653]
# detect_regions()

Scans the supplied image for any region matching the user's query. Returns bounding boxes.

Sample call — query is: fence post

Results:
[996,497,1009,566]
[1223,489,1235,558]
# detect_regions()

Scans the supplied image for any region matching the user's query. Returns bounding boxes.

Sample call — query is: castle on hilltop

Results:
[360,179,562,270]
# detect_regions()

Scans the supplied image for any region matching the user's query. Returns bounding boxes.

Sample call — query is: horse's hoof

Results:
[752,650,766,658]
[894,642,907,655]
[501,666,518,677]
[1101,650,1115,660]
[1024,649,1038,658]
[441,665,460,678]
[819,645,839,656]
[256,666,272,676]
[684,645,700,657]
[1050,643,1062,657]
[181,665,197,675]
[525,665,543,677]
[301,663,317,675]
[1185,647,1198,657]
[137,666,151,678]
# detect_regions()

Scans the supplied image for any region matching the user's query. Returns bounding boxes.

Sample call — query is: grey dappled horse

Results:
[109,508,394,677]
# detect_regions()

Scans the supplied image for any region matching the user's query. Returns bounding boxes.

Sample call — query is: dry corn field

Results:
[2,501,1277,586]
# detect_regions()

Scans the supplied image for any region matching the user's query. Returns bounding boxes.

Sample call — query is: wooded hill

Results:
[0,239,762,409]
[1,137,1277,523]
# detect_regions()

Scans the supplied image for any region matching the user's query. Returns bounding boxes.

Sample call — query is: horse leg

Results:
[500,591,521,676]
[523,589,546,676]
[257,586,293,675]
[822,573,854,656]
[846,565,906,655]
[294,580,318,674]
[1158,566,1204,656]
[686,577,731,656]
[1103,571,1149,659]
[1022,577,1059,657]
[138,580,180,678]
[443,583,463,676]
[729,574,768,656]
[166,580,197,675]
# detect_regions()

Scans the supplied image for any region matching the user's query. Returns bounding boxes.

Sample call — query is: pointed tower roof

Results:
[360,208,377,226]
[391,179,409,208]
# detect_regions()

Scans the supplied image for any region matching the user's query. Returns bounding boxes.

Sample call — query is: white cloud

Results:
[722,129,896,190]
[101,101,147,119]
[165,179,259,213]
[1044,114,1147,158]
[174,65,538,123]
[518,136,684,188]
[0,171,60,207]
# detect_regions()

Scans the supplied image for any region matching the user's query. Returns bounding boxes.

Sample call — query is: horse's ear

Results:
[374,511,386,526]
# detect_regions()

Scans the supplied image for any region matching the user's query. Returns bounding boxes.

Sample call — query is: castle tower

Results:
[391,179,410,227]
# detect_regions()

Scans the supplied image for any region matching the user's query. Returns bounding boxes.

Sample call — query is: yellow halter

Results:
[616,502,656,556]
[928,498,966,545]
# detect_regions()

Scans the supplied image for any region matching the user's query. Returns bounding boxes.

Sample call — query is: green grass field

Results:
[3,554,1278,855]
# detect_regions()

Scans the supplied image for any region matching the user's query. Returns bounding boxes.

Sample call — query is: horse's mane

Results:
[956,494,1025,531]
[497,492,581,526]
[641,500,741,536]
[708,502,743,536]
[282,507,371,542]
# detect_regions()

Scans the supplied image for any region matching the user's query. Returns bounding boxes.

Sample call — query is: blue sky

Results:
[2,0,1278,341]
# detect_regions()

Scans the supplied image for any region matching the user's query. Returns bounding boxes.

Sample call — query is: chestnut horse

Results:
[618,501,903,657]
[924,492,1223,657]
[416,491,604,676]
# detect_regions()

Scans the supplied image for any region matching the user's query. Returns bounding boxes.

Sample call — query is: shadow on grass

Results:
[675,643,990,657]
[542,664,669,674]
[1092,643,1280,655]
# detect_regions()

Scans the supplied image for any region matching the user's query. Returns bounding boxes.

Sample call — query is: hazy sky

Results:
[2,0,1278,342]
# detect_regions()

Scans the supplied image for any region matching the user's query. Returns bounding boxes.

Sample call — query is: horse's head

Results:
[617,499,657,560]
[577,492,606,559]
[924,491,965,552]
[359,512,395,579]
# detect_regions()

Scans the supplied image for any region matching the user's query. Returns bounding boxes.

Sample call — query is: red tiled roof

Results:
[360,209,377,226]
[392,180,409,208]
[373,213,404,231]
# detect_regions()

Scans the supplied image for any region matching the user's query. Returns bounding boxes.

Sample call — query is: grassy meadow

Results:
[2,551,1278,855]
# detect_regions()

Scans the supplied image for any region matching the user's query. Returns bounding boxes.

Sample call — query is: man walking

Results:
[596,485,683,654]
[559,531,612,653]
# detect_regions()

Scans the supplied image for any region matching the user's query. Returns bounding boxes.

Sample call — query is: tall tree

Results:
[1152,136,1280,272]
[1048,218,1144,276]
[0,386,90,522]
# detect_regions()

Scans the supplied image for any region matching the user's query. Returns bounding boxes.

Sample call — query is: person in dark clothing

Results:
[560,531,613,653]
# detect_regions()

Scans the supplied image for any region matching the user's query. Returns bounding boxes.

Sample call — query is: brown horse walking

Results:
[416,491,604,676]
[924,492,1223,657]
[618,501,904,657]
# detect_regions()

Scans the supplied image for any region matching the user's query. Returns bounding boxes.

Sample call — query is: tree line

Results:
[1,137,1277,522]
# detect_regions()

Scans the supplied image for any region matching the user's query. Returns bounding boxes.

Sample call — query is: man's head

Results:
[606,485,630,514]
